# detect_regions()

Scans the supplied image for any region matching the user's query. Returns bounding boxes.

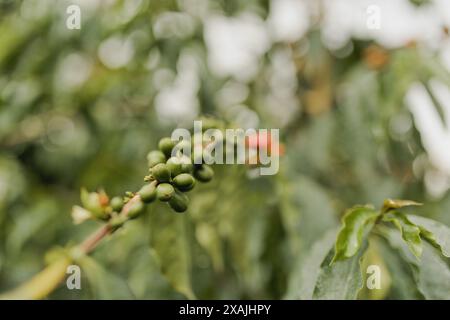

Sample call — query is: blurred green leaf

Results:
[415,243,450,299]
[277,174,337,254]
[195,223,223,272]
[79,256,135,299]
[6,198,59,254]
[376,237,423,299]
[285,228,338,299]
[149,206,195,299]
[383,228,450,299]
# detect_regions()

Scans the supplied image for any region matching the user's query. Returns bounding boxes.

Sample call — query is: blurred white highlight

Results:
[406,80,450,197]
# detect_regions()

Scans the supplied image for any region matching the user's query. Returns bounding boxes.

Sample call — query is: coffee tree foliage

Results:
[0,0,449,299]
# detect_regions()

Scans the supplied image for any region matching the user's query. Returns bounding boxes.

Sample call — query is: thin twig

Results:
[79,194,141,254]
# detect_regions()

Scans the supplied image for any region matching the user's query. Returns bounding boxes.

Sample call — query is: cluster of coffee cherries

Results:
[138,137,214,213]
[74,139,214,226]
[74,120,224,227]
[73,139,215,228]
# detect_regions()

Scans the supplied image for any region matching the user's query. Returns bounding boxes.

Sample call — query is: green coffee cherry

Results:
[110,215,128,229]
[138,181,158,203]
[179,155,194,173]
[156,183,175,202]
[151,163,171,182]
[125,191,134,198]
[158,137,176,158]
[147,150,166,168]
[110,196,124,212]
[194,164,214,182]
[173,173,196,191]
[168,190,189,213]
[201,117,222,131]
[127,199,145,219]
[166,157,183,178]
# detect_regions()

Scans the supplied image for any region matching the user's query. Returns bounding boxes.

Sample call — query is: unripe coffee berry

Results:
[110,196,124,212]
[151,163,171,182]
[201,118,221,131]
[110,215,127,229]
[194,164,214,182]
[158,137,176,158]
[156,183,175,202]
[138,181,157,203]
[179,155,194,174]
[166,157,183,177]
[147,150,166,168]
[173,173,196,191]
[168,190,189,213]
[127,199,145,219]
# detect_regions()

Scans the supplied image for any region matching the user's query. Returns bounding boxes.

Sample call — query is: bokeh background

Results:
[1,0,450,299]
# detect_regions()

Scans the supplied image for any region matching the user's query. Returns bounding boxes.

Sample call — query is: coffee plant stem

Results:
[78,224,112,255]
[79,194,141,254]
[0,257,72,300]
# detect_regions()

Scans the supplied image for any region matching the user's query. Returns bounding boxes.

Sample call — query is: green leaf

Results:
[277,175,337,254]
[313,241,368,300]
[382,199,422,213]
[382,211,422,258]
[195,223,224,272]
[376,237,423,299]
[383,228,450,299]
[332,206,379,263]
[285,228,338,299]
[149,206,195,299]
[417,243,450,299]
[79,256,135,299]
[408,215,450,258]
